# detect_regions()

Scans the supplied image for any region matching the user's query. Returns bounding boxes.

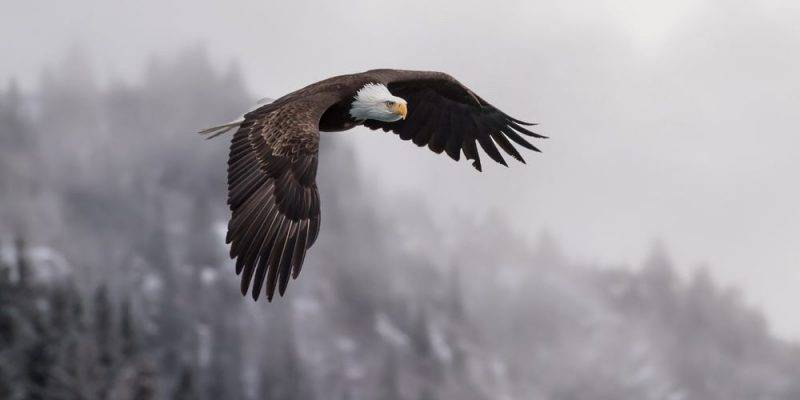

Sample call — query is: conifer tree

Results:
[119,298,138,361]
[15,236,31,288]
[0,253,10,285]
[131,361,157,400]
[411,307,433,358]
[24,312,55,400]
[0,307,16,348]
[0,363,13,400]
[378,350,401,400]
[172,366,198,400]
[418,387,438,400]
[93,284,114,367]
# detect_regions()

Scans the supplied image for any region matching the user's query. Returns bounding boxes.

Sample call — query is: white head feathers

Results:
[349,83,407,122]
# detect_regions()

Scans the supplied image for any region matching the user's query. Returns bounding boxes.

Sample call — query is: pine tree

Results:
[259,304,314,400]
[71,285,85,333]
[259,334,312,400]
[15,236,31,288]
[25,340,54,400]
[281,335,309,400]
[446,265,465,321]
[93,284,114,367]
[92,284,114,400]
[411,307,433,358]
[418,387,438,400]
[50,287,72,330]
[204,282,245,400]
[147,203,184,373]
[339,389,355,400]
[0,252,10,285]
[47,286,85,400]
[24,311,55,400]
[172,366,198,400]
[119,298,138,361]
[0,306,16,348]
[0,363,13,400]
[131,361,157,400]
[206,334,244,400]
[0,79,33,149]
[378,350,401,400]
[59,336,85,400]
[185,198,219,268]
[641,242,678,311]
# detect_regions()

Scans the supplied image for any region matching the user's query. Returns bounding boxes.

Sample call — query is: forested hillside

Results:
[1,49,798,400]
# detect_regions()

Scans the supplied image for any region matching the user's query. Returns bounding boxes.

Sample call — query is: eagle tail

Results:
[198,119,243,139]
[198,97,275,139]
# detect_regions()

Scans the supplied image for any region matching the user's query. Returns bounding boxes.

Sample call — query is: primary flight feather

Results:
[200,69,545,301]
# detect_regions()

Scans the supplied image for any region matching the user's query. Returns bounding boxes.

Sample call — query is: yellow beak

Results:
[392,102,408,120]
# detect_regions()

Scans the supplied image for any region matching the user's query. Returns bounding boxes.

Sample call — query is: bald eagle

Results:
[200,69,545,301]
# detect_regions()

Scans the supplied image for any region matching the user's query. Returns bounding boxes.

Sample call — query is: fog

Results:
[1,1,799,399]
[3,0,797,339]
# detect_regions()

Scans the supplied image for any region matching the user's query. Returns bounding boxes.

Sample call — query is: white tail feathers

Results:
[198,120,243,139]
[198,97,275,139]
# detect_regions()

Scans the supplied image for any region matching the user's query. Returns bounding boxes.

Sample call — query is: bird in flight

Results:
[200,69,545,301]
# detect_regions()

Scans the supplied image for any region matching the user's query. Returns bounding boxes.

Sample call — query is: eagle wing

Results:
[364,70,545,171]
[225,98,326,301]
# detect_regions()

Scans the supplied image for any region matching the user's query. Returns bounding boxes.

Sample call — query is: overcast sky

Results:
[3,0,799,339]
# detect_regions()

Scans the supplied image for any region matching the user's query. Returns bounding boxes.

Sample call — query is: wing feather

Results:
[291,220,310,279]
[476,132,507,167]
[501,126,541,152]
[445,110,462,161]
[470,114,507,167]
[278,222,299,296]
[224,97,328,301]
[490,130,524,163]
[412,107,439,147]
[460,108,483,171]
[427,107,450,154]
[362,70,544,170]
[263,218,289,301]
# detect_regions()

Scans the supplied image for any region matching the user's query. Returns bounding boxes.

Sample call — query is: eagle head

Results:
[349,83,407,122]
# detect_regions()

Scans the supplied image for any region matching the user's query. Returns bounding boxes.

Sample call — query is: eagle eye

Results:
[385,100,394,106]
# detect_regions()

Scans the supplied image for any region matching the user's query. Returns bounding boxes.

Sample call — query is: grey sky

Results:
[2,0,799,339]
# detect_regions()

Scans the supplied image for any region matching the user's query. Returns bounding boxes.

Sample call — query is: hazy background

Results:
[3,0,798,339]
[1,1,799,399]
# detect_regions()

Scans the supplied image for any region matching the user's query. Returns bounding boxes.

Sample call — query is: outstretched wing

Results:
[365,70,545,171]
[225,99,325,301]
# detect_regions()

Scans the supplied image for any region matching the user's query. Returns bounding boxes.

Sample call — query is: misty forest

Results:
[1,49,799,400]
